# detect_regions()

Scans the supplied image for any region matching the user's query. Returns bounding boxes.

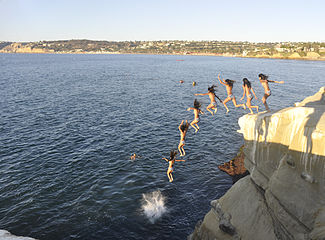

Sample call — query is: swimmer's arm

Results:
[162,158,169,162]
[195,92,209,96]
[187,107,194,111]
[175,159,186,162]
[218,74,226,85]
[240,85,245,100]
[251,87,258,99]
[200,110,204,114]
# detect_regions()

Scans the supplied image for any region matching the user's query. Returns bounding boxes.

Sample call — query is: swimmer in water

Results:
[195,85,223,115]
[162,150,185,182]
[240,78,259,114]
[258,73,284,111]
[187,99,204,133]
[130,153,141,160]
[218,73,246,113]
[178,120,190,156]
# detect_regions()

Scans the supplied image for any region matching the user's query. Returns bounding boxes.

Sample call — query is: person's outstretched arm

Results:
[251,87,258,99]
[268,80,284,84]
[178,120,184,131]
[187,107,194,111]
[175,159,186,162]
[195,92,209,96]
[218,73,226,85]
[240,85,245,100]
[162,158,169,162]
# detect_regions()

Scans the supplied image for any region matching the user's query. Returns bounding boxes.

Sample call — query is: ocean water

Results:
[0,53,324,240]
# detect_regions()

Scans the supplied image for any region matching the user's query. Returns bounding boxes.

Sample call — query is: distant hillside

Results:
[1,40,324,60]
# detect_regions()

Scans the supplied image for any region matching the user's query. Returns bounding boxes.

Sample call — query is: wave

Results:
[141,190,167,224]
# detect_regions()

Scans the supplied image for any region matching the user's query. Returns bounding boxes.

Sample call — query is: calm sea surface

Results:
[0,53,324,240]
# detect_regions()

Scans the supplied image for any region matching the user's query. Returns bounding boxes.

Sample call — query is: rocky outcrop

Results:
[0,230,36,240]
[190,87,325,240]
[218,145,249,183]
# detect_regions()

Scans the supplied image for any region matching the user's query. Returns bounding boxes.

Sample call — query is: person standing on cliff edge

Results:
[258,73,284,111]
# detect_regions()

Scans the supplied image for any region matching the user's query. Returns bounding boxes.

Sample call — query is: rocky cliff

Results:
[190,87,325,240]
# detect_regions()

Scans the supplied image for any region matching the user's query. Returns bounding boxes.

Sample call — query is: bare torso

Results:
[226,85,233,96]
[180,130,186,141]
[193,108,200,119]
[260,80,270,93]
[208,92,216,103]
[243,85,252,97]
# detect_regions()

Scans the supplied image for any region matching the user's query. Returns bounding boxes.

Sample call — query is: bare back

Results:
[243,85,252,97]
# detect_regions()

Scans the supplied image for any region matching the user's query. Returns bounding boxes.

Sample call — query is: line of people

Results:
[162,73,284,182]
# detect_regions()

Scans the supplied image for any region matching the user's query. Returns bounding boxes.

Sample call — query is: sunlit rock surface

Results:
[0,230,36,240]
[190,87,325,240]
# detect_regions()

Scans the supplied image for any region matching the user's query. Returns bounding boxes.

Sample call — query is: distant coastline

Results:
[1,40,325,61]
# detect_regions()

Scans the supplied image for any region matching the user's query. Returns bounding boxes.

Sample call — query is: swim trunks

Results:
[168,167,173,172]
[194,117,200,123]
[212,102,217,107]
[266,90,271,96]
[228,94,235,99]
[248,94,253,99]
[180,140,185,145]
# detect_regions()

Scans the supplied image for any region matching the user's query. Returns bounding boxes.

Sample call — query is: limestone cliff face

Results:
[0,43,53,53]
[190,87,325,240]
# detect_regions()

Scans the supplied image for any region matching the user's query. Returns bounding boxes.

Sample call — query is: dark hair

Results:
[243,78,251,88]
[208,85,216,93]
[180,121,189,132]
[193,99,201,110]
[225,79,234,87]
[169,150,177,161]
[258,73,268,80]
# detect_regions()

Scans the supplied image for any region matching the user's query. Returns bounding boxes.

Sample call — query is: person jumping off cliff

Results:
[218,74,246,113]
[258,73,284,111]
[187,99,204,133]
[194,85,223,115]
[162,150,185,182]
[178,120,190,156]
[240,78,259,114]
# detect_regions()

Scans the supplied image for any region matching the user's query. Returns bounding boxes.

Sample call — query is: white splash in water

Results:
[141,190,167,224]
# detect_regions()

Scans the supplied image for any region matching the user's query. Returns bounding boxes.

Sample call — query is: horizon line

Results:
[1,39,325,44]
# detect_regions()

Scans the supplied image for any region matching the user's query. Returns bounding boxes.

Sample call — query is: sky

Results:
[0,0,324,43]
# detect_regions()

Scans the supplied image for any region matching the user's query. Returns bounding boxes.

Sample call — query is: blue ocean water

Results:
[0,53,324,240]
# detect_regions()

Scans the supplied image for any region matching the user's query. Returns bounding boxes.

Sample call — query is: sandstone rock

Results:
[190,87,325,240]
[218,145,249,183]
[307,52,321,58]
[0,230,36,240]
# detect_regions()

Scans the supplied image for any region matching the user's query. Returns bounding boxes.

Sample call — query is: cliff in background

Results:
[1,40,325,60]
[190,87,325,240]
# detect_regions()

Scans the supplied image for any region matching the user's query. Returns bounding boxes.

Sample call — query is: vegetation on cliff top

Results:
[1,40,324,59]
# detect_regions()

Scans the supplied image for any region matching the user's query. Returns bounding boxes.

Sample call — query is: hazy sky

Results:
[0,0,324,42]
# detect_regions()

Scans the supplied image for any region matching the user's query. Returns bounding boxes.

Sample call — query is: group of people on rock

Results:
[135,73,284,182]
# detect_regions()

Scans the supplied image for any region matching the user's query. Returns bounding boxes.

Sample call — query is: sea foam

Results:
[141,190,167,224]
